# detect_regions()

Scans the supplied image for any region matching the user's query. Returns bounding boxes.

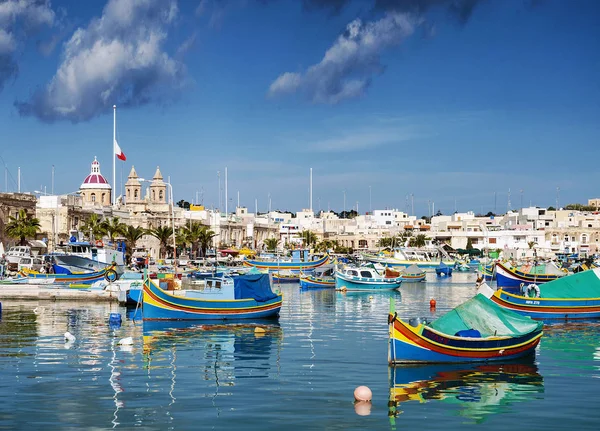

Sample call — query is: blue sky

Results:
[0,0,598,217]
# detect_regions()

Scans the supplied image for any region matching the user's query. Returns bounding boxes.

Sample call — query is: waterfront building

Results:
[0,192,38,248]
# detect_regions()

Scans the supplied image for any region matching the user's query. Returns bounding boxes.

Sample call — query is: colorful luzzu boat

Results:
[271,271,300,283]
[482,268,600,320]
[299,265,336,288]
[19,264,117,284]
[388,295,543,364]
[142,273,282,320]
[399,264,426,282]
[244,254,329,271]
[495,261,566,290]
[335,266,402,291]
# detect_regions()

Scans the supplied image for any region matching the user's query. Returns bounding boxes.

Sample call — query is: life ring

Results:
[95,240,104,247]
[524,283,540,298]
[105,269,118,282]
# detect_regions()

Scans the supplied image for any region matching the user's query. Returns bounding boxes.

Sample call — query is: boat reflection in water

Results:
[142,320,283,392]
[388,360,544,423]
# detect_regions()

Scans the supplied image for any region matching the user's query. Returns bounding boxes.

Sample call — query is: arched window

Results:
[159,190,163,200]
[102,193,106,202]
[582,234,588,244]
[134,189,138,199]
[91,193,96,202]
[152,190,156,200]
[127,189,130,199]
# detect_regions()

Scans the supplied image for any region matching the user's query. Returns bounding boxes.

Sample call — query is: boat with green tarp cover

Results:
[388,294,543,363]
[485,268,600,320]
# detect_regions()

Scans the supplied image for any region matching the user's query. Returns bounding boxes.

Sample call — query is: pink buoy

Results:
[354,386,372,402]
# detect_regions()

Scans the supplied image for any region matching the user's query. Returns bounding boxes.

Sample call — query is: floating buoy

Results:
[109,313,122,327]
[354,401,372,416]
[254,327,266,334]
[64,331,76,342]
[354,386,372,402]
[429,298,436,308]
[118,337,133,345]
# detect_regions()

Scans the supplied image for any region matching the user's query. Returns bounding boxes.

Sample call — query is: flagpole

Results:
[113,105,116,206]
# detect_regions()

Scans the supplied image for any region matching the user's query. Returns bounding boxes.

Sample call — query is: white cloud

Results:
[268,12,417,104]
[16,0,186,122]
[0,0,55,91]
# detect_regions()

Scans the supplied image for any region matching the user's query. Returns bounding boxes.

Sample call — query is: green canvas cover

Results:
[429,294,542,337]
[537,268,600,299]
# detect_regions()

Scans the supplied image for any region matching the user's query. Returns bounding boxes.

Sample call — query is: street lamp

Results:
[138,178,176,269]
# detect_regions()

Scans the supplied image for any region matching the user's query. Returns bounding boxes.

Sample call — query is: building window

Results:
[102,193,106,202]
[127,189,130,199]
[159,190,163,200]
[134,189,138,199]
[91,193,96,202]
[489,238,497,244]
[152,190,156,200]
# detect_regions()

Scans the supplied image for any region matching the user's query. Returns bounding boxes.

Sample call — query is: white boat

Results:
[51,241,125,276]
[335,266,402,291]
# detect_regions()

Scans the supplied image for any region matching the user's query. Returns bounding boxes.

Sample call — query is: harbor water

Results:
[1,272,599,430]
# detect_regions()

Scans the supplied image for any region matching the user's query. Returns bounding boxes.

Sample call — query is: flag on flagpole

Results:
[114,139,126,161]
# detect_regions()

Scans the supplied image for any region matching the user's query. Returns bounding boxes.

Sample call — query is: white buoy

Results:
[117,337,133,345]
[64,331,76,342]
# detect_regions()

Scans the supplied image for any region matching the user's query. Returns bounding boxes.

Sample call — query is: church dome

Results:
[80,157,112,190]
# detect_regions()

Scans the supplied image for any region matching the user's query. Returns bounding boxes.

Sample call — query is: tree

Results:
[409,234,429,248]
[377,236,396,248]
[435,210,443,216]
[176,200,191,210]
[5,209,41,245]
[122,225,146,262]
[466,237,474,250]
[180,222,207,258]
[148,226,174,259]
[300,230,318,247]
[315,240,334,253]
[398,231,413,246]
[547,206,556,211]
[197,226,217,257]
[264,238,279,252]
[80,213,106,240]
[101,217,125,244]
[340,210,358,219]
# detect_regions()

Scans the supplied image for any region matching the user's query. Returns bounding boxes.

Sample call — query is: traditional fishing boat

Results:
[478,262,496,281]
[299,265,335,288]
[271,270,300,283]
[495,261,566,290]
[388,295,543,363]
[482,268,600,320]
[435,262,452,277]
[335,266,402,291]
[244,254,329,271]
[399,264,426,282]
[142,273,282,320]
[18,264,118,284]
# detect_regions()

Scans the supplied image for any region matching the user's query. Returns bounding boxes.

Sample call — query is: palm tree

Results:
[264,237,279,252]
[300,230,318,247]
[5,209,41,245]
[102,217,125,244]
[148,226,174,259]
[315,239,334,253]
[409,234,429,248]
[180,222,207,258]
[176,228,192,257]
[80,213,106,241]
[377,236,396,248]
[122,225,147,262]
[197,227,217,257]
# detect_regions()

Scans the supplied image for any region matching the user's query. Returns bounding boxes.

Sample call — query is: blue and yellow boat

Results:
[485,268,600,320]
[142,273,282,320]
[19,264,117,284]
[336,266,402,291]
[244,254,329,271]
[388,295,543,364]
[495,261,566,289]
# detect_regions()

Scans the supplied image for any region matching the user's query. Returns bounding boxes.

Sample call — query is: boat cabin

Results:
[342,267,381,279]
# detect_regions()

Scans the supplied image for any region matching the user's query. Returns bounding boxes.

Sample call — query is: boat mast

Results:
[112,105,116,206]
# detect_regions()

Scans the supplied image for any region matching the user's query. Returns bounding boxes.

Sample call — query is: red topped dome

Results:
[80,157,112,190]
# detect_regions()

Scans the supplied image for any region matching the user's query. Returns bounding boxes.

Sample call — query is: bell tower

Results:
[125,166,142,203]
[150,166,166,203]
